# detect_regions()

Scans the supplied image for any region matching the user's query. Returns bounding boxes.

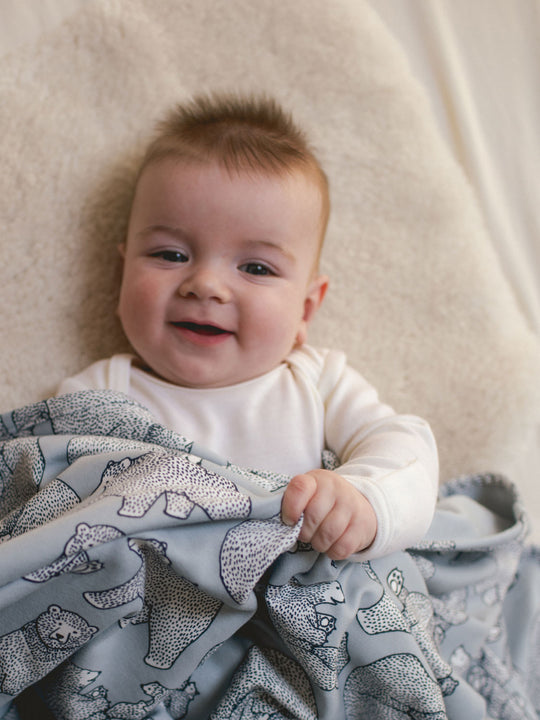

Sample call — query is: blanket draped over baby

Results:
[0,391,538,719]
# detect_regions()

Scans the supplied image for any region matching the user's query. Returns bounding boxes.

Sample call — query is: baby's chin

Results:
[130,338,300,389]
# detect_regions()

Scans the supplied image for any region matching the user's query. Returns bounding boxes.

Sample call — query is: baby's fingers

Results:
[281,473,317,527]
[325,518,366,561]
[325,498,377,560]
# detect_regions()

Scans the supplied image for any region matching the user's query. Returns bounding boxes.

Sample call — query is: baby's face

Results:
[117,159,328,388]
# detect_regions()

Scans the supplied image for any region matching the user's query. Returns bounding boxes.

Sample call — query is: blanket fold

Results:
[0,391,538,719]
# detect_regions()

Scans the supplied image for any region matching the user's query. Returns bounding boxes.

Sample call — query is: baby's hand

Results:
[281,470,377,560]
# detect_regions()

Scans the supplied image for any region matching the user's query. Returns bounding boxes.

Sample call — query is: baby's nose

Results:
[178,266,231,303]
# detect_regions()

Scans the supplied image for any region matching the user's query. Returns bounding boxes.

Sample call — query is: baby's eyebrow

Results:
[137,224,188,239]
[244,239,296,263]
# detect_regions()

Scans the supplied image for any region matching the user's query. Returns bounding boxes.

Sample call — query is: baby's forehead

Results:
[133,156,326,234]
[133,158,325,220]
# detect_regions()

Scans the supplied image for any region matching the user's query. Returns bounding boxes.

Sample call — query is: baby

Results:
[58,93,438,561]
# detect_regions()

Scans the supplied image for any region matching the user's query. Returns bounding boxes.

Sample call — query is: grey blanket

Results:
[0,391,538,719]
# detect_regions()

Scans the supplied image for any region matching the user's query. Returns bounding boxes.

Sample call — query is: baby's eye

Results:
[239,262,276,276]
[150,250,188,263]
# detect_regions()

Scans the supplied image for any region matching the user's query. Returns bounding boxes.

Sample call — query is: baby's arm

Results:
[281,469,377,560]
[286,348,439,561]
[322,357,438,560]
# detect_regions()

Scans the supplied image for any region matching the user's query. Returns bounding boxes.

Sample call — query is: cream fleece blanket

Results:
[373,0,540,337]
[0,1,538,517]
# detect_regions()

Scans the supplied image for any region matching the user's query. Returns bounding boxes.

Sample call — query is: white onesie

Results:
[57,344,438,560]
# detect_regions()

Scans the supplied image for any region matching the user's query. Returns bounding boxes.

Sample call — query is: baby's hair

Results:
[139,93,330,249]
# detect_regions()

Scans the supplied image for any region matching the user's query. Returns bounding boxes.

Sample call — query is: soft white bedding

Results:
[371,0,540,335]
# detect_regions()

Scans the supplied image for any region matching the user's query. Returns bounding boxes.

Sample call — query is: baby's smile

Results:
[174,321,229,335]
[171,321,234,346]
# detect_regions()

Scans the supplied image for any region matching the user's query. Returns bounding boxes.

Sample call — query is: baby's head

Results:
[118,93,330,388]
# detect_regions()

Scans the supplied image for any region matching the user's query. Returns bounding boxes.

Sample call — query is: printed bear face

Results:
[37,605,98,651]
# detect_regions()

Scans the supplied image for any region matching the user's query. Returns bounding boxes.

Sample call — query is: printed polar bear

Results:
[0,477,80,542]
[343,653,447,719]
[41,661,109,720]
[24,522,124,583]
[0,605,98,696]
[212,646,317,719]
[107,680,198,719]
[9,392,160,441]
[84,538,222,669]
[220,514,300,604]
[355,566,457,696]
[0,436,46,536]
[265,579,349,690]
[92,452,251,521]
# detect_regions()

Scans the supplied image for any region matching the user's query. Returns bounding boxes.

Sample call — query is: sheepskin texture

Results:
[0,0,538,499]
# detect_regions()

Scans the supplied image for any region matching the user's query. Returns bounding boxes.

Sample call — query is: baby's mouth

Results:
[173,321,230,337]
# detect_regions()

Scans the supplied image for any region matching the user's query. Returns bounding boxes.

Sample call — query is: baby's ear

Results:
[118,243,126,259]
[296,275,329,345]
[305,274,329,321]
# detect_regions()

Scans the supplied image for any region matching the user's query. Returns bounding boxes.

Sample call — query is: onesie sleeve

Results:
[318,349,439,560]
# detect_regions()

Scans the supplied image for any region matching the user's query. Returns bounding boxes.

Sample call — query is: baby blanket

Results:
[0,391,538,719]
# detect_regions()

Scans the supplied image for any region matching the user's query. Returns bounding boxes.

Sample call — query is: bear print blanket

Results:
[0,391,538,719]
